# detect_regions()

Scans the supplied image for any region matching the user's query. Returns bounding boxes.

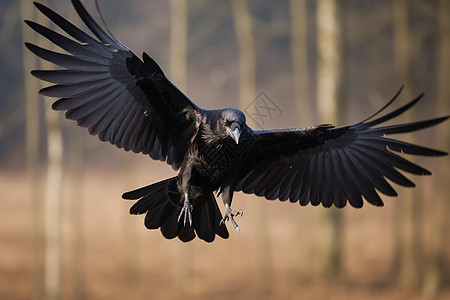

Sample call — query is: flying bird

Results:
[26,0,448,242]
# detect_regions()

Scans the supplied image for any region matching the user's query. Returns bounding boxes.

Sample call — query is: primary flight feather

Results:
[26,0,448,242]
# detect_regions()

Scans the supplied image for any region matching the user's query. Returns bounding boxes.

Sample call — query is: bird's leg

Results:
[177,193,193,226]
[219,203,243,233]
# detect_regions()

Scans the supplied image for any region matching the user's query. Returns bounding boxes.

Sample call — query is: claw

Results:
[177,193,193,227]
[220,204,243,233]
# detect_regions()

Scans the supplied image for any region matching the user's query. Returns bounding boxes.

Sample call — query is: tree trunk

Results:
[68,128,86,300]
[422,0,450,297]
[44,106,63,299]
[20,1,44,299]
[393,0,420,289]
[289,0,311,126]
[34,1,64,299]
[316,0,344,279]
[119,152,139,286]
[289,0,315,278]
[170,0,192,296]
[231,0,256,109]
[43,88,63,300]
[170,0,188,92]
[63,6,86,298]
[231,0,272,294]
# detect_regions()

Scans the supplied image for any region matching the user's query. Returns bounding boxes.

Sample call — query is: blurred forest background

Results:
[0,0,449,299]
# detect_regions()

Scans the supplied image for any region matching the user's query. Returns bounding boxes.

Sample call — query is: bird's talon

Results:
[219,215,229,227]
[178,194,193,227]
[220,204,243,232]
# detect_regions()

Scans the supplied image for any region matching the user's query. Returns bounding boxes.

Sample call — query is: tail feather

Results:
[160,210,183,240]
[207,196,230,239]
[123,177,229,242]
[193,194,216,242]
[178,223,196,242]
[123,177,173,201]
[145,198,175,230]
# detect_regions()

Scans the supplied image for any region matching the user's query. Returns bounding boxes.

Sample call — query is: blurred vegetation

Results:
[0,0,449,299]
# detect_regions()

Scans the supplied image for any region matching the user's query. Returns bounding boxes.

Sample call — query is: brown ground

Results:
[1,156,449,300]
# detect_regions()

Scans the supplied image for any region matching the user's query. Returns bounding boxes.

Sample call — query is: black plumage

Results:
[27,0,448,242]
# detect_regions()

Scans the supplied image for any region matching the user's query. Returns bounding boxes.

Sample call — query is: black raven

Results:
[26,0,448,242]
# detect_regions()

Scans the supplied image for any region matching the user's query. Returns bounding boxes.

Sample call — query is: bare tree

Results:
[119,151,140,289]
[170,0,193,296]
[31,1,65,299]
[393,0,420,289]
[231,0,272,294]
[61,6,87,299]
[20,1,44,299]
[289,0,311,126]
[43,91,64,300]
[67,128,86,300]
[171,0,188,92]
[315,0,344,279]
[422,0,450,297]
[289,0,315,278]
[231,0,255,108]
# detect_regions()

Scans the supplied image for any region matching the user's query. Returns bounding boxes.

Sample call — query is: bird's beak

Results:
[227,127,240,144]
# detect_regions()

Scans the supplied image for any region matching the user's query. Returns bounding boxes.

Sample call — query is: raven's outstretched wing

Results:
[236,88,448,208]
[26,0,201,170]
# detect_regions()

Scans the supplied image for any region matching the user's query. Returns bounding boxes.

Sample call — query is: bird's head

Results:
[219,108,246,144]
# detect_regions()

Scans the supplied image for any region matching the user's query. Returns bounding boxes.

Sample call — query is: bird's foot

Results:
[219,203,243,233]
[177,193,193,227]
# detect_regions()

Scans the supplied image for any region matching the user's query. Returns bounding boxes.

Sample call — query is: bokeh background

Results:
[1,0,449,299]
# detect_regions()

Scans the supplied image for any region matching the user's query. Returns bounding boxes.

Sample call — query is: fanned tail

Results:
[122,177,229,242]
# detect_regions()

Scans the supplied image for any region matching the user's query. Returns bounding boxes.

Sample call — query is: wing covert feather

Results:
[235,91,448,208]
